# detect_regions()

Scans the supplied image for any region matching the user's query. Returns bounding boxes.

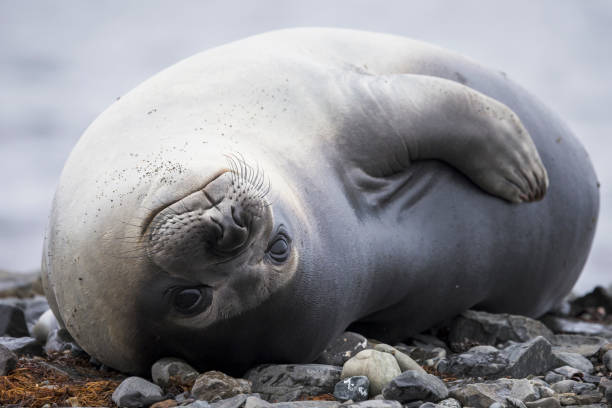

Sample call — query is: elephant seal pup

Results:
[42,28,599,375]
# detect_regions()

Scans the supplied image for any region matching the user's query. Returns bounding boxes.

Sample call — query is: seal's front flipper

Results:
[341,73,548,203]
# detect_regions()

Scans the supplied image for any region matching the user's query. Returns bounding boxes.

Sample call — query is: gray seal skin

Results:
[41,28,599,375]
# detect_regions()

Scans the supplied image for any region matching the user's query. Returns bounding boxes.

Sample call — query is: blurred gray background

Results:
[0,1,610,293]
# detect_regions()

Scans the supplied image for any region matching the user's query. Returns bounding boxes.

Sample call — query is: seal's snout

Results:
[145,171,267,276]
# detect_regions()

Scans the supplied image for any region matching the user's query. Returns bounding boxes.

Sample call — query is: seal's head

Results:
[43,146,331,374]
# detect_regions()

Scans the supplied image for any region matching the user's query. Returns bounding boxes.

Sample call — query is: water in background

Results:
[0,1,610,293]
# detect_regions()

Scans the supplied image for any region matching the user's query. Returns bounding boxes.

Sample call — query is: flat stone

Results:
[544,371,565,384]
[342,401,402,408]
[191,371,251,402]
[552,334,609,357]
[245,364,341,402]
[0,304,29,337]
[0,336,42,355]
[244,396,271,407]
[267,402,340,407]
[341,349,401,396]
[436,347,509,378]
[315,332,369,366]
[540,316,612,337]
[524,397,560,408]
[436,397,461,408]
[438,336,558,379]
[111,376,164,407]
[183,402,212,408]
[151,357,199,388]
[449,378,540,407]
[381,370,448,403]
[550,380,587,394]
[0,344,17,375]
[334,376,369,401]
[373,343,427,374]
[448,310,554,352]
[552,350,594,373]
[553,365,584,380]
[210,394,258,408]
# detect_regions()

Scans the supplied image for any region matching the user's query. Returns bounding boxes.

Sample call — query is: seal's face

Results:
[142,165,297,330]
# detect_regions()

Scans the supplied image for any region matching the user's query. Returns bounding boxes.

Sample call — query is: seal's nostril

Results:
[231,205,246,228]
[209,216,224,240]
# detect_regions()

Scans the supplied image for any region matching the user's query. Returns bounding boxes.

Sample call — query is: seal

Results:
[42,28,599,375]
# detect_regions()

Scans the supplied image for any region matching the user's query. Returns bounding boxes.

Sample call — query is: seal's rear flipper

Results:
[339,73,548,203]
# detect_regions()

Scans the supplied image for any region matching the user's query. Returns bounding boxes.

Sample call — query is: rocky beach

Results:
[0,271,611,408]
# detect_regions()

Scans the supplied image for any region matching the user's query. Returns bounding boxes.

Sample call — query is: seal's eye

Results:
[173,287,212,315]
[268,235,290,263]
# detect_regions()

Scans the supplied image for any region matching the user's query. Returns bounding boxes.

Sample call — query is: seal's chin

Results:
[144,171,270,278]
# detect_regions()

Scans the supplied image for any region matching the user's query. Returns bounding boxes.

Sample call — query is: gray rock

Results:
[244,396,271,407]
[373,343,427,374]
[501,337,560,378]
[0,303,29,337]
[552,334,608,357]
[606,385,612,404]
[540,315,612,337]
[316,332,369,366]
[543,371,565,384]
[551,379,579,393]
[210,394,259,408]
[436,348,509,378]
[183,402,212,408]
[553,365,584,380]
[0,336,42,355]
[342,349,401,396]
[151,357,199,388]
[268,402,340,407]
[448,310,554,352]
[602,349,612,371]
[469,345,498,354]
[245,364,341,402]
[343,401,402,408]
[488,404,503,408]
[436,397,461,408]
[552,350,594,373]
[524,397,560,408]
[111,376,164,407]
[449,378,540,407]
[191,371,252,402]
[334,376,369,401]
[438,336,557,379]
[381,370,448,403]
[0,344,17,375]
